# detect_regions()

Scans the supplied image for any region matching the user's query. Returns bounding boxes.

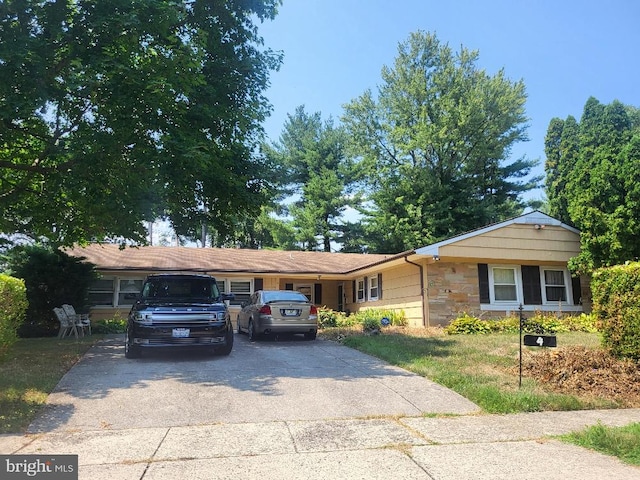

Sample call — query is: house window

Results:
[491,267,518,302]
[479,263,578,311]
[356,278,365,302]
[118,278,144,306]
[368,275,379,301]
[543,269,567,303]
[229,279,251,306]
[89,278,116,307]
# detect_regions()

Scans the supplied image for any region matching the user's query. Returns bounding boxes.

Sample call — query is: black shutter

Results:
[254,278,263,291]
[314,283,322,305]
[522,266,542,305]
[352,280,356,303]
[378,273,383,300]
[478,264,490,304]
[285,283,293,290]
[572,276,582,305]
[364,277,368,301]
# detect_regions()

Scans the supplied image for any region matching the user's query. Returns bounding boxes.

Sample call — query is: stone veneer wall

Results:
[426,262,481,326]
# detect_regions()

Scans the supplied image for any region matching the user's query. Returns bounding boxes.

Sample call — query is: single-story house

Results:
[68,211,589,328]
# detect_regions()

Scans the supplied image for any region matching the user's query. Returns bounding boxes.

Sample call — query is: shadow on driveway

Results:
[28,333,479,433]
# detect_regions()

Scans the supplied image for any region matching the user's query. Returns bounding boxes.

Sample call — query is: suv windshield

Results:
[142,277,221,301]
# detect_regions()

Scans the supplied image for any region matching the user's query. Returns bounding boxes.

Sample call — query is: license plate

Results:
[172,328,190,338]
[284,309,298,316]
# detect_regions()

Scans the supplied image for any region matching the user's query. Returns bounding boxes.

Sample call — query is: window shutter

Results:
[521,266,542,305]
[378,273,383,300]
[254,278,263,291]
[364,277,368,301]
[478,264,490,303]
[572,276,582,305]
[352,280,356,303]
[314,283,322,305]
[285,283,293,290]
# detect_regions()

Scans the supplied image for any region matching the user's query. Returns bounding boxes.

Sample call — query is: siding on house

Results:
[437,224,580,262]
[345,261,426,328]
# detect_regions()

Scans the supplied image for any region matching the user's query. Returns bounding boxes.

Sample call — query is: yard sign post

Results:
[519,304,557,388]
[519,304,523,388]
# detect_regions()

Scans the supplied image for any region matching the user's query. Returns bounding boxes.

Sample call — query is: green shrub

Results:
[317,307,338,328]
[2,245,98,337]
[561,313,599,333]
[445,314,493,334]
[592,262,640,360]
[524,313,567,334]
[336,312,359,327]
[92,316,127,334]
[361,315,381,332]
[445,312,599,336]
[0,274,27,357]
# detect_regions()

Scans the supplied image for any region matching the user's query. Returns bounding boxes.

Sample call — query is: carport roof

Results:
[67,244,397,275]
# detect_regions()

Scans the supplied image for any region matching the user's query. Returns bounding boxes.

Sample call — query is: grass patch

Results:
[559,422,640,465]
[0,336,101,433]
[336,328,616,413]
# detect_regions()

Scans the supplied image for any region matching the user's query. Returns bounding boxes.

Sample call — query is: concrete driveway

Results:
[3,334,640,479]
[27,333,478,432]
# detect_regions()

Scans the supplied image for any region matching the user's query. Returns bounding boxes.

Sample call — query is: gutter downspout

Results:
[404,256,427,327]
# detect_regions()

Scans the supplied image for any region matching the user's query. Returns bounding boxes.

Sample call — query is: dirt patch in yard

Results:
[520,346,640,407]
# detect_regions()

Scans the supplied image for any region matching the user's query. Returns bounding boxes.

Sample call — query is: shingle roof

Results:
[66,244,394,275]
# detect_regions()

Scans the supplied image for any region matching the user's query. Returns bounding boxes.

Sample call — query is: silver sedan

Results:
[237,290,318,341]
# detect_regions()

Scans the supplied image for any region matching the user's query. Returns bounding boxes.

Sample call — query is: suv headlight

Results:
[207,312,226,322]
[133,312,153,325]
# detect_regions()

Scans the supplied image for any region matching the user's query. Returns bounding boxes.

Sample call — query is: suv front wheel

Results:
[216,327,234,355]
[125,330,141,359]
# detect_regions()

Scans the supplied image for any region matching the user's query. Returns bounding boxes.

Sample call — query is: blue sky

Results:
[258,0,640,202]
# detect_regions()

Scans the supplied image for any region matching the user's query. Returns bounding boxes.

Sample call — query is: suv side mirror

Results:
[221,293,235,302]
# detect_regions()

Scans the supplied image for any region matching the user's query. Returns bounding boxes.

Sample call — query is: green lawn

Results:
[559,422,640,466]
[0,336,100,433]
[338,329,616,413]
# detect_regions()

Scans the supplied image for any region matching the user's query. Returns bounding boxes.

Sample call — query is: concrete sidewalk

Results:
[2,336,640,479]
[3,409,640,479]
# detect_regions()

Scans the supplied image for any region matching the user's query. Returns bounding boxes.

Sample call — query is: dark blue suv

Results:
[125,274,234,358]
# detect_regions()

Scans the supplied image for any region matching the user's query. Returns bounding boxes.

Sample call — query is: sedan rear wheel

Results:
[304,330,317,341]
[248,320,258,342]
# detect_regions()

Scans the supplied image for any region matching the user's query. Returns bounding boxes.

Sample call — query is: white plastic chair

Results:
[62,304,91,336]
[53,307,78,339]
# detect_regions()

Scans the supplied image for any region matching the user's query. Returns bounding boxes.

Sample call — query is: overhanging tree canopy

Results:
[0,0,282,246]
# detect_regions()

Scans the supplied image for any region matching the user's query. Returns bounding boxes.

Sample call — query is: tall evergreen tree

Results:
[264,106,360,251]
[342,31,538,253]
[545,97,640,273]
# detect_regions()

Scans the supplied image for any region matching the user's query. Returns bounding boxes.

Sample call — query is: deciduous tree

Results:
[0,0,282,246]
